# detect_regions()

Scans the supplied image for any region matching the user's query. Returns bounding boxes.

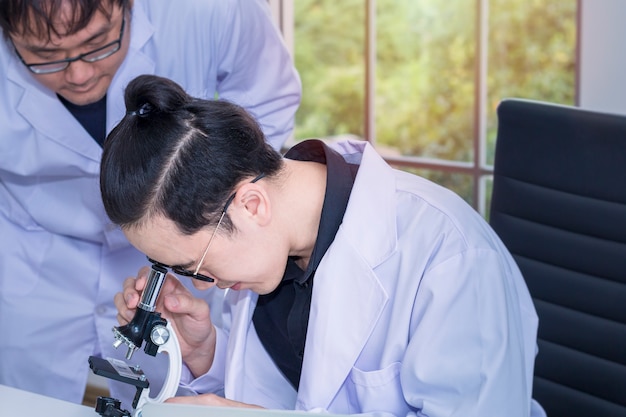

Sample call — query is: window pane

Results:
[376,0,476,162]
[294,0,365,142]
[486,0,577,165]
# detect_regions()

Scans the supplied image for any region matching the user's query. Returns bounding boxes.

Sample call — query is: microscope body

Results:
[89,264,182,417]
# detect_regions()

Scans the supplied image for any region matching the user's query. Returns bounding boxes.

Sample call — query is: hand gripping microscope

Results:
[88,263,182,417]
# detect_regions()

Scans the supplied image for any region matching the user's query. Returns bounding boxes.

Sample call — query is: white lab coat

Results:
[184,141,545,416]
[0,0,300,410]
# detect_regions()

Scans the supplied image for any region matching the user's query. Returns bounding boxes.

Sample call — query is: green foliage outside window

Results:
[294,0,576,167]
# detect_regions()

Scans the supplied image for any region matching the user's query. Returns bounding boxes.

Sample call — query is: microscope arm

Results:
[133,320,182,414]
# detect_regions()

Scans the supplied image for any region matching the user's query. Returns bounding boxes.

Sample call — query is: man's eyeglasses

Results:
[147,173,266,283]
[13,12,126,74]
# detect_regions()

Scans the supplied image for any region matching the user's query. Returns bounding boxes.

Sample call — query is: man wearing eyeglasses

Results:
[0,0,301,411]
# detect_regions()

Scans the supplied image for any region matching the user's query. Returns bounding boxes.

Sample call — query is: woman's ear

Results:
[235,183,271,226]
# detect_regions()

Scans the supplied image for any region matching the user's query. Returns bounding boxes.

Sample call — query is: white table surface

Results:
[0,384,345,417]
[0,384,95,416]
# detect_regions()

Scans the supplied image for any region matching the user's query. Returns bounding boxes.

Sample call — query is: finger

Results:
[134,269,149,292]
[116,312,130,325]
[137,265,152,278]
[162,272,184,293]
[163,292,210,321]
[166,394,262,408]
[165,393,222,406]
[121,279,140,310]
[113,290,135,323]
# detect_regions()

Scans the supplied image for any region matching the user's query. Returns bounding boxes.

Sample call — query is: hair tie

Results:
[126,102,153,117]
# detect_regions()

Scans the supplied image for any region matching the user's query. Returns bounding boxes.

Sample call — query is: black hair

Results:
[100,74,283,235]
[0,0,128,41]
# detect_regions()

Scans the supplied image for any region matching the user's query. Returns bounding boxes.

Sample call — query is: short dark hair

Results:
[100,74,283,235]
[0,0,128,40]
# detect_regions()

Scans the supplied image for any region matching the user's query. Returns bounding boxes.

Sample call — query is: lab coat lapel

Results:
[7,60,103,164]
[297,142,398,409]
[297,241,388,410]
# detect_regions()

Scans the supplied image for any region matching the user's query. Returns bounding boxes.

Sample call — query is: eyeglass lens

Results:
[17,12,125,74]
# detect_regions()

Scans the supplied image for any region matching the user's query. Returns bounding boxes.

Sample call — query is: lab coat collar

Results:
[334,141,399,266]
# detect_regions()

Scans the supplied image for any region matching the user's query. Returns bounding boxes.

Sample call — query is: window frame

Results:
[268,0,580,215]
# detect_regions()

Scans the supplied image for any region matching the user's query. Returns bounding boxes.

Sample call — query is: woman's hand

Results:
[166,393,263,409]
[113,267,217,376]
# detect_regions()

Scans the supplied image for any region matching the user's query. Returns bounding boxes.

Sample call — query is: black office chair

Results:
[489,98,626,417]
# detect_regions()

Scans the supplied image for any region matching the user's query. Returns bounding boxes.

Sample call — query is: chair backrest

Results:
[489,98,626,417]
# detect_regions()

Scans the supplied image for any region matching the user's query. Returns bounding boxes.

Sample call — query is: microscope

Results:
[88,263,182,417]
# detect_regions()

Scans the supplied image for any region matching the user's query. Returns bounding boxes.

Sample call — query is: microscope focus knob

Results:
[150,324,170,346]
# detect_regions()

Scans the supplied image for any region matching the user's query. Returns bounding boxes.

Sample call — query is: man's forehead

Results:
[10,0,117,43]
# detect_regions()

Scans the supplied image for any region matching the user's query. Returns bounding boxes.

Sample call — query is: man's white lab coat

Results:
[0,0,300,410]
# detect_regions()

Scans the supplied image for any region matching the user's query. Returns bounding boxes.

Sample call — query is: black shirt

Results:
[252,139,359,389]
[58,94,107,147]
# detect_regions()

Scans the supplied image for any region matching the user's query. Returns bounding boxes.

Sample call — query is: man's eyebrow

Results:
[24,25,112,54]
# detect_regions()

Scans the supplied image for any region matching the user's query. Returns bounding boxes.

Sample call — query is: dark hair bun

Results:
[124,75,192,117]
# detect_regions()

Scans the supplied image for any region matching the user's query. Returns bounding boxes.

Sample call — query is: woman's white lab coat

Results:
[0,0,300,409]
[185,141,544,417]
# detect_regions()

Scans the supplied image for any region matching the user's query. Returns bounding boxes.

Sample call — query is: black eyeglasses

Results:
[146,173,266,283]
[147,256,215,283]
[13,11,126,74]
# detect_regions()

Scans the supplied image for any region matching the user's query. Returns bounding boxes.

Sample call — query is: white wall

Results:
[579,0,626,114]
